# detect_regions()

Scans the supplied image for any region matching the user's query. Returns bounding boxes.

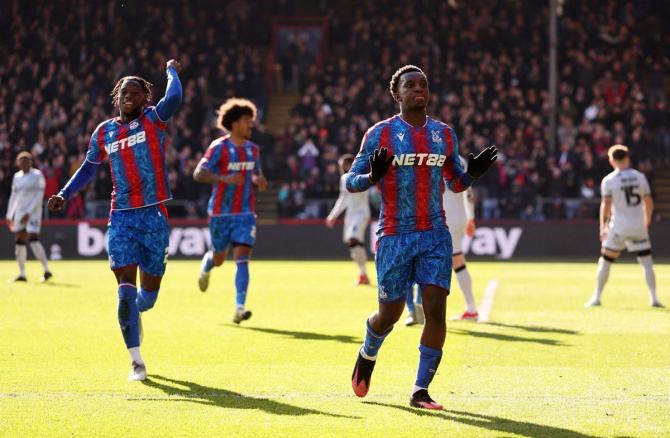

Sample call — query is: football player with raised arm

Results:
[48,59,183,381]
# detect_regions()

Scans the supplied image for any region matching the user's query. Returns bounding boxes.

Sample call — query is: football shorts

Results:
[10,211,42,234]
[603,226,651,253]
[375,227,453,303]
[343,213,369,243]
[107,204,170,276]
[209,213,256,252]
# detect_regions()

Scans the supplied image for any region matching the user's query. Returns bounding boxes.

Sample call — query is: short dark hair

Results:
[217,98,257,131]
[608,144,629,161]
[110,76,153,108]
[389,65,425,95]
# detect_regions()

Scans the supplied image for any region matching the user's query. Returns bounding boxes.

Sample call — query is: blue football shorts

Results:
[107,204,170,277]
[209,213,257,253]
[375,227,453,303]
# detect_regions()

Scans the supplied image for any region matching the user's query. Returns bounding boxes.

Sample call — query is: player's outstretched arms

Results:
[467,145,498,179]
[155,59,183,121]
[193,163,244,185]
[346,147,394,193]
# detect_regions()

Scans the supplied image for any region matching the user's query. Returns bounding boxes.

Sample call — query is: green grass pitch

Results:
[1,260,668,437]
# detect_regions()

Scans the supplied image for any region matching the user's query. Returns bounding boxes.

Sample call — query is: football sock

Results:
[594,256,612,300]
[637,255,658,303]
[201,250,214,273]
[235,257,250,308]
[349,246,367,275]
[117,283,140,349]
[128,347,144,365]
[15,241,27,277]
[29,240,49,271]
[414,344,443,393]
[416,285,423,305]
[455,265,476,313]
[362,318,392,359]
[405,288,415,313]
[137,287,159,312]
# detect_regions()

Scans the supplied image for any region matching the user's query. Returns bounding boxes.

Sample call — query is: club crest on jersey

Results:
[396,132,405,142]
[431,130,442,143]
[129,120,139,129]
[392,153,447,167]
[104,131,146,154]
[227,161,255,171]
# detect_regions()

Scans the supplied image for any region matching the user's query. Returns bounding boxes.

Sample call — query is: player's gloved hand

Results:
[467,145,498,179]
[368,147,394,184]
[47,195,65,212]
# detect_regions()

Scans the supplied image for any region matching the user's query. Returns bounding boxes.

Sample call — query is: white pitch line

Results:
[477,279,499,323]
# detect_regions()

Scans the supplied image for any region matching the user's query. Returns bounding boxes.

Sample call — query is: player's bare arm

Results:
[599,196,612,241]
[193,162,244,185]
[643,195,653,227]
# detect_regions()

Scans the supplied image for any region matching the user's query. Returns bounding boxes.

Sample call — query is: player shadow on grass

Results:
[227,325,362,344]
[448,328,570,346]
[40,281,81,289]
[483,322,580,335]
[139,374,358,418]
[364,402,595,438]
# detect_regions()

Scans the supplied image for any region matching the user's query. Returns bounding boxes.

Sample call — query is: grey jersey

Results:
[601,168,651,232]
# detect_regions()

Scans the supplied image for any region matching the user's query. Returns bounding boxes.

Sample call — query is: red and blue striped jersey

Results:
[200,136,261,216]
[346,115,473,237]
[85,106,171,211]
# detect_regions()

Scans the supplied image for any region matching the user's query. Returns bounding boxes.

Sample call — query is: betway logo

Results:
[228,162,255,171]
[392,153,446,167]
[78,223,211,257]
[462,227,522,259]
[104,131,146,154]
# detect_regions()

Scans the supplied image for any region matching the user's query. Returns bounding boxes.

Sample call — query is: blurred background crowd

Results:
[1,0,668,221]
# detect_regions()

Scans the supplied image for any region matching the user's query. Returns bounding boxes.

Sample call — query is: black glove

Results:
[467,145,498,179]
[369,147,394,184]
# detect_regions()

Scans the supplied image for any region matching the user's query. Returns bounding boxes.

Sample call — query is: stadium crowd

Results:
[278,0,670,220]
[0,0,668,221]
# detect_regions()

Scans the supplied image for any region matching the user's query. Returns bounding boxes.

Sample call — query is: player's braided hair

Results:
[110,76,153,108]
[217,98,257,131]
[389,65,425,95]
